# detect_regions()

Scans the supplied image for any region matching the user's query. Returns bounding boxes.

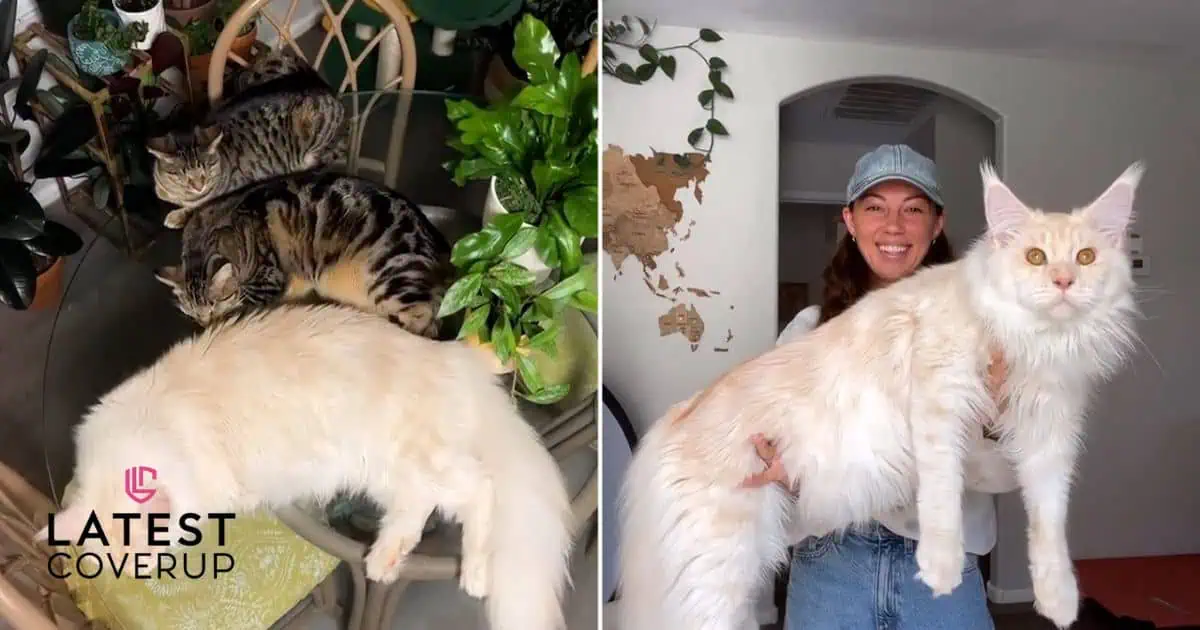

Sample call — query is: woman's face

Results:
[842,180,944,285]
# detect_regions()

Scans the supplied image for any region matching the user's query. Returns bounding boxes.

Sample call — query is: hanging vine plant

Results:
[602,16,733,164]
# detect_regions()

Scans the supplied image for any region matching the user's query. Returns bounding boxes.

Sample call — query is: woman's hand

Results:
[741,433,796,495]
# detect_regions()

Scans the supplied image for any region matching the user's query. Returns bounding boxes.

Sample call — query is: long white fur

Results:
[36,303,575,630]
[617,163,1144,630]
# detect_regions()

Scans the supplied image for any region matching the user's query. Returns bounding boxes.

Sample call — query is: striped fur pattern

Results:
[148,48,346,223]
[154,170,452,338]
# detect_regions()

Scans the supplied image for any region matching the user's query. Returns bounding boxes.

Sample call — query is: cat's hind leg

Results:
[620,440,793,630]
[909,383,983,596]
[432,459,494,599]
[364,491,436,584]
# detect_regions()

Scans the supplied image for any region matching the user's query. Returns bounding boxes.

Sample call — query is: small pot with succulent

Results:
[439,13,598,405]
[68,0,149,76]
[113,0,165,51]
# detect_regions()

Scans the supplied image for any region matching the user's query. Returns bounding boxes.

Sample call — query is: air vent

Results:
[831,82,938,125]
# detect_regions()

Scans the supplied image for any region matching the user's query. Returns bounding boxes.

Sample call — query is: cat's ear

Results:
[1079,161,1144,248]
[155,265,184,290]
[209,262,238,301]
[163,209,190,229]
[980,161,1031,246]
[195,125,224,152]
[146,135,176,161]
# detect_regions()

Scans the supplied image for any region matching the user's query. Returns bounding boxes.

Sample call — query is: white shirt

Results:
[778,305,999,555]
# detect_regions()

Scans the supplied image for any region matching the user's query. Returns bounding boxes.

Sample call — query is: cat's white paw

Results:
[364,543,407,584]
[1032,564,1079,628]
[458,554,490,598]
[915,539,964,596]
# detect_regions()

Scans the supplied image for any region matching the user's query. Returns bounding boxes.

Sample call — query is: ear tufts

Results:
[979,160,1030,246]
[1081,161,1144,248]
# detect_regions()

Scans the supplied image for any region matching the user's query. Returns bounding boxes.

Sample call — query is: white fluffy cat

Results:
[617,163,1142,630]
[37,303,575,630]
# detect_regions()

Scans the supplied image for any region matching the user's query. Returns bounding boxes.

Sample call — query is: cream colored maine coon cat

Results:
[36,304,575,630]
[618,163,1143,630]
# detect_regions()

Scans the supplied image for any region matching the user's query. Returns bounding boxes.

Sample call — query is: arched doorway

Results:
[776,77,1002,336]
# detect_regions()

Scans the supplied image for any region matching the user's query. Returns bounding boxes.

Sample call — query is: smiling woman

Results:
[765,144,1001,630]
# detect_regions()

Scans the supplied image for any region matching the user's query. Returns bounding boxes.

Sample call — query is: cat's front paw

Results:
[915,538,964,596]
[1032,563,1079,628]
[364,543,407,583]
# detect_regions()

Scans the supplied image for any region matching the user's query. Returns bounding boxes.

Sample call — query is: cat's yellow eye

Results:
[1025,248,1047,266]
[1076,248,1096,265]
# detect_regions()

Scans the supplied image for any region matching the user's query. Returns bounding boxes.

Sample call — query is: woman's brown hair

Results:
[816,202,956,325]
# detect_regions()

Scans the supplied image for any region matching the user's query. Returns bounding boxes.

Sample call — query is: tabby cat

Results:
[154,170,452,338]
[147,48,347,226]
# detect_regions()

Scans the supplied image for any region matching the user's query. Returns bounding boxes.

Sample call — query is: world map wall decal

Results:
[602,145,735,352]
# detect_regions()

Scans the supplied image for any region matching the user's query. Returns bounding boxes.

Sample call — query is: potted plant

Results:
[113,0,165,51]
[439,13,597,405]
[0,28,84,310]
[177,0,257,99]
[476,0,596,101]
[67,0,148,76]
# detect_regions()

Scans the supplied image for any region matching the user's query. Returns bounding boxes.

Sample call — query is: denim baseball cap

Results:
[846,144,944,208]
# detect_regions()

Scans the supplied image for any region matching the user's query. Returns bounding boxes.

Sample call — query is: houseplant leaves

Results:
[0,238,35,309]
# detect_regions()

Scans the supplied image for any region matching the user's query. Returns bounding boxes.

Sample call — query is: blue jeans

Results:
[784,522,993,630]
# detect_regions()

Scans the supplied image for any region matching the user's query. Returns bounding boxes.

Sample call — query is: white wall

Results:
[779,140,875,202]
[602,26,1200,599]
[932,100,995,249]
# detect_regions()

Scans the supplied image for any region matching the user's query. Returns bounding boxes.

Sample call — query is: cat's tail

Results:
[479,397,575,630]
[617,402,793,630]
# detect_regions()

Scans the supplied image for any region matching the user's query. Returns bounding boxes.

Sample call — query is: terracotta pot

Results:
[29,256,64,311]
[165,0,215,26]
[187,23,257,99]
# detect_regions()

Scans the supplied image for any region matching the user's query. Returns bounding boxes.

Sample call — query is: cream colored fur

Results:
[617,163,1143,630]
[37,304,575,630]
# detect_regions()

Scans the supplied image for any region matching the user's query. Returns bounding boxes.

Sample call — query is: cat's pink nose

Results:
[1052,273,1075,290]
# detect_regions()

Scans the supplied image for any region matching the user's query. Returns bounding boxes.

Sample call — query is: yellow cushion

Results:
[60,482,340,629]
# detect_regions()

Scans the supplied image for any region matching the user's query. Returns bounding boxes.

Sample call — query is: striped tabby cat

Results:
[147,48,347,227]
[154,170,452,338]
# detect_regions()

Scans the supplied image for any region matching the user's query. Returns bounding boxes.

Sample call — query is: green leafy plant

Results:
[0,0,84,309]
[602,16,732,164]
[73,0,149,52]
[440,13,598,405]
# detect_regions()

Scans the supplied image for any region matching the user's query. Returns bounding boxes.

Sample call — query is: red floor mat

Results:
[1076,555,1200,627]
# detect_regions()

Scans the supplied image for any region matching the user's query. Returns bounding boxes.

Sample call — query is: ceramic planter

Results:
[67,11,129,76]
[114,0,165,51]
[482,175,553,283]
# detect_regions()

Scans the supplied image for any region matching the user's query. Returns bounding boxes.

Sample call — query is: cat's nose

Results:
[1052,272,1075,290]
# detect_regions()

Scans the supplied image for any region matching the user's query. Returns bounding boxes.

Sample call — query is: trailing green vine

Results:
[602,16,733,164]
